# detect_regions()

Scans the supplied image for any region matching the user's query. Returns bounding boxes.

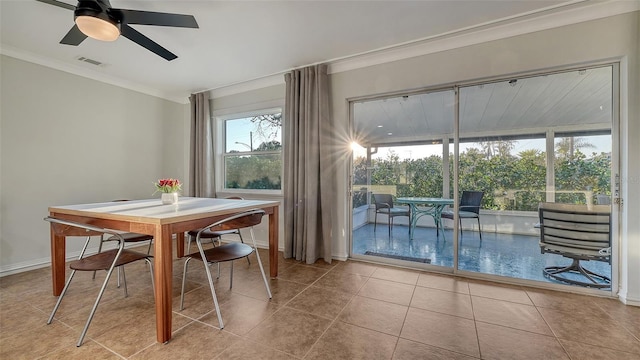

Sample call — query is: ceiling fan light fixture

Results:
[75,13,120,42]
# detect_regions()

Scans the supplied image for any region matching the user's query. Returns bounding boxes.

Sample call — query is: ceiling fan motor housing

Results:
[74,0,120,27]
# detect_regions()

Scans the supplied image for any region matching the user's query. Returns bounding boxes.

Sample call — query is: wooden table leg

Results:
[50,227,66,296]
[176,232,185,258]
[269,205,279,278]
[154,225,173,343]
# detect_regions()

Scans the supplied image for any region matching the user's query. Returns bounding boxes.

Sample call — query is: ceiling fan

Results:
[36,0,199,61]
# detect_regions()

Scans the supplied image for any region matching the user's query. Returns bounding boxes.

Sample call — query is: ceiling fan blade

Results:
[121,24,177,61]
[112,9,198,28]
[60,25,88,46]
[35,0,76,11]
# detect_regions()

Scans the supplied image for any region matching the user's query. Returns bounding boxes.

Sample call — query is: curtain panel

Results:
[189,92,215,198]
[284,64,335,264]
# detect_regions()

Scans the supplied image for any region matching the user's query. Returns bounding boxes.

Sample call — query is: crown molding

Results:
[0,45,188,104]
[208,73,284,99]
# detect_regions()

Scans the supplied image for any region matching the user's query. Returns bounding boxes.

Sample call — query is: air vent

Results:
[76,56,104,66]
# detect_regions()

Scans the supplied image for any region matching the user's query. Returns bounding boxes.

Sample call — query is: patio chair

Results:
[373,193,410,236]
[441,190,484,240]
[538,202,611,288]
[179,209,272,329]
[44,217,154,347]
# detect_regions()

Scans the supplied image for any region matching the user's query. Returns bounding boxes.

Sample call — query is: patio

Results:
[352,223,611,290]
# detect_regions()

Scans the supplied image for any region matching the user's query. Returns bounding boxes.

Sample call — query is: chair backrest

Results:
[459,191,484,214]
[538,202,611,260]
[204,209,265,233]
[46,217,105,237]
[373,194,394,210]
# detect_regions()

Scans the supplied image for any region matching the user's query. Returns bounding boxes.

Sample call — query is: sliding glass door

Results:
[455,65,615,291]
[351,89,455,269]
[350,64,617,292]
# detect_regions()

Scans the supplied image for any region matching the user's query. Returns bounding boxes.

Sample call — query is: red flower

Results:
[154,178,182,193]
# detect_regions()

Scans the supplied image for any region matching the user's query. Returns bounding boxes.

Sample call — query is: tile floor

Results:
[1,245,638,359]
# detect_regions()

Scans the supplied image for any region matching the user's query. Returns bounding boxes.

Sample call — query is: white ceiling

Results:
[0,1,633,103]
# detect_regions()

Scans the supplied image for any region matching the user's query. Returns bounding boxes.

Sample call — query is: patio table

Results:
[396,197,454,240]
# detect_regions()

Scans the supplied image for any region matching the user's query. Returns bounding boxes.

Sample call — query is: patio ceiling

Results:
[353,66,613,146]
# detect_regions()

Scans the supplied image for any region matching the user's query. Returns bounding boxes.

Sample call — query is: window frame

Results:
[214,106,284,195]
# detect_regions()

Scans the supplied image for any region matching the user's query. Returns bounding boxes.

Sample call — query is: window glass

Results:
[457,137,547,211]
[554,133,611,205]
[223,112,282,190]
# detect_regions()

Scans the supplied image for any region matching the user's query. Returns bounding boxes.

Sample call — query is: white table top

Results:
[49,197,280,224]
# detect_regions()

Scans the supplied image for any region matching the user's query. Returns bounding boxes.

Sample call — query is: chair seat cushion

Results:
[70,249,151,271]
[106,232,153,242]
[187,242,253,263]
[441,210,478,219]
[188,228,239,238]
[377,207,409,216]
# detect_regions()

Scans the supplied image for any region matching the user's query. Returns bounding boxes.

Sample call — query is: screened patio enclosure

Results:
[350,64,616,291]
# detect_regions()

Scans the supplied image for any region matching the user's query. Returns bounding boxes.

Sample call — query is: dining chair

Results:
[98,199,154,254]
[373,193,410,236]
[179,209,272,329]
[186,196,250,267]
[441,190,484,240]
[93,200,154,285]
[44,217,154,347]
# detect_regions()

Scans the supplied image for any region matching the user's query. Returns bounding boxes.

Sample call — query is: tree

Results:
[478,140,516,159]
[251,113,282,141]
[555,137,595,160]
[371,151,402,185]
[255,140,281,151]
[352,156,369,186]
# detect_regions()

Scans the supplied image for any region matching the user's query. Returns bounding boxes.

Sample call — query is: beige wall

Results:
[0,55,188,272]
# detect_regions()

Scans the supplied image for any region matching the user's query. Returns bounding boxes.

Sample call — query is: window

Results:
[554,132,612,205]
[222,111,282,191]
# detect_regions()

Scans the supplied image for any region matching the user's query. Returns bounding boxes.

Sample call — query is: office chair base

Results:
[543,259,611,289]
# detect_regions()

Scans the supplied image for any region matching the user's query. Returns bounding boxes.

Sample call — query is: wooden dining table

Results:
[48,197,280,343]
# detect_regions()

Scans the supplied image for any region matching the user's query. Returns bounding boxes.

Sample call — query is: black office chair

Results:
[441,191,484,240]
[373,193,410,236]
[538,202,611,288]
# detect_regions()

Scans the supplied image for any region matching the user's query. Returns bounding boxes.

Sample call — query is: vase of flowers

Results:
[154,178,181,205]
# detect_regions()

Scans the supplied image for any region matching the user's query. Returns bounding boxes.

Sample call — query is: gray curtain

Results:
[189,92,215,197]
[284,64,334,264]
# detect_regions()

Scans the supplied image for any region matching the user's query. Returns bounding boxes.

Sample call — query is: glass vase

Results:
[161,192,178,205]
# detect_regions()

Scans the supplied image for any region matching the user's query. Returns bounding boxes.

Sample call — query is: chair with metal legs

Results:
[44,217,154,347]
[186,196,250,278]
[93,200,154,285]
[179,209,271,329]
